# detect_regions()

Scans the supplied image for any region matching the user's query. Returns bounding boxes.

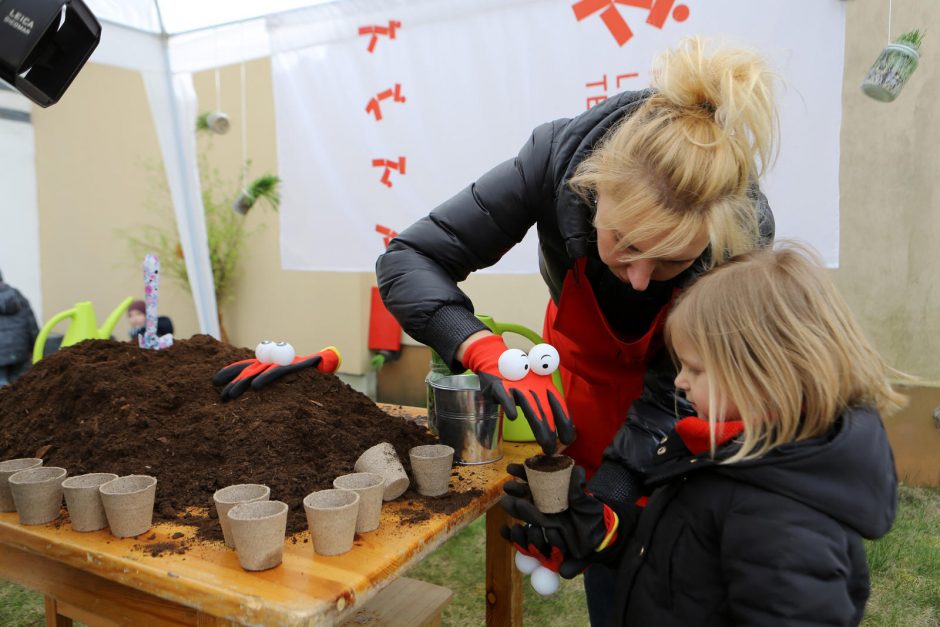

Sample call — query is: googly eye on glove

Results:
[212,340,341,401]
[462,335,575,455]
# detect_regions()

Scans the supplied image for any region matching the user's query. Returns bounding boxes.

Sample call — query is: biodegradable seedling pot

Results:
[354,442,409,501]
[213,484,271,548]
[62,473,118,532]
[304,489,359,556]
[227,500,288,571]
[8,466,67,525]
[524,454,574,514]
[99,475,157,538]
[0,458,43,512]
[409,444,455,497]
[333,473,384,533]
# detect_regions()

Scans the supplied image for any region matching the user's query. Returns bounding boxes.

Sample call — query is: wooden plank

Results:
[485,506,523,627]
[337,577,452,627]
[0,404,539,626]
[5,544,196,625]
[43,597,73,627]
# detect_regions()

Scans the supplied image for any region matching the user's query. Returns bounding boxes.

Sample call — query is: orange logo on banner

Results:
[375,224,400,247]
[572,0,689,46]
[585,71,638,109]
[372,157,407,188]
[366,83,407,121]
[358,20,402,53]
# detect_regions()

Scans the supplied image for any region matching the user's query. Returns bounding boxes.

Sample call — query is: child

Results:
[126,299,174,342]
[502,244,903,626]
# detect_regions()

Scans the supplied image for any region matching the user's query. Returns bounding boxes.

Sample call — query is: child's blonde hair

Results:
[665,243,906,462]
[569,36,779,267]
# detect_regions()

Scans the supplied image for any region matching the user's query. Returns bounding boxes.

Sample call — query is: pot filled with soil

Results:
[523,454,574,514]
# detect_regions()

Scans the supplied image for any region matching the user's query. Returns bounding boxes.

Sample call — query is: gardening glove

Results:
[462,335,574,455]
[251,346,341,390]
[500,464,630,579]
[213,343,341,401]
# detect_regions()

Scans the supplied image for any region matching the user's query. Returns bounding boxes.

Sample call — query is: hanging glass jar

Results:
[861,29,925,102]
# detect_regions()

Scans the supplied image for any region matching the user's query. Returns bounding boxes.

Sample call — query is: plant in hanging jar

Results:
[861,29,925,102]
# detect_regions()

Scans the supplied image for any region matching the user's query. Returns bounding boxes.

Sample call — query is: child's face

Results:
[672,331,739,421]
[128,310,146,328]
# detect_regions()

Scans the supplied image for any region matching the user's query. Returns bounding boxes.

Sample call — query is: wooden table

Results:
[0,407,538,626]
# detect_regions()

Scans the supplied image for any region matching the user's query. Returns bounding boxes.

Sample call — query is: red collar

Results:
[675,416,745,456]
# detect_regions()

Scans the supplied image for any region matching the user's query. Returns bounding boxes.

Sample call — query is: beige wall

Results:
[836,0,940,383]
[30,1,940,382]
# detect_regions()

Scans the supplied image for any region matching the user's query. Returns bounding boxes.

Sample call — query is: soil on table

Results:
[0,336,481,545]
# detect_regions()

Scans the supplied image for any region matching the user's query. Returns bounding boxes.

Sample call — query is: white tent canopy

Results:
[82,0,344,338]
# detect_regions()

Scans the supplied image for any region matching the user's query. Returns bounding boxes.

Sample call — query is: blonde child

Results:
[503,243,903,626]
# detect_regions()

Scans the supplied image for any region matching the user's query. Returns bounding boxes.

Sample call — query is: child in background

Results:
[502,244,904,626]
[126,299,174,342]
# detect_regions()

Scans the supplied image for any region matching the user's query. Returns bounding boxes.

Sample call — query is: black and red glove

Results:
[499,463,629,579]
[462,335,574,454]
[213,345,341,401]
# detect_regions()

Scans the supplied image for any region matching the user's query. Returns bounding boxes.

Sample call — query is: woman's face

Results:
[672,330,739,422]
[595,193,709,291]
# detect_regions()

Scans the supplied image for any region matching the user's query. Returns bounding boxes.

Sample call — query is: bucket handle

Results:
[475,314,563,395]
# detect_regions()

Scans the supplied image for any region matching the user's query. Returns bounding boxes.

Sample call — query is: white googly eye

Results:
[269,342,296,366]
[528,343,560,376]
[530,565,560,596]
[498,348,529,381]
[515,551,540,574]
[255,340,274,363]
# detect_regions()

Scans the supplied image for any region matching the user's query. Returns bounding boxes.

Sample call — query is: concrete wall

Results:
[26,1,940,386]
[835,0,940,384]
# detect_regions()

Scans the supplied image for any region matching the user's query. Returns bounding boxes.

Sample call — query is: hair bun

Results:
[651,37,778,173]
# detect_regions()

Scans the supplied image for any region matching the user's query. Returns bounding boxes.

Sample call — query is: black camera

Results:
[0,0,100,107]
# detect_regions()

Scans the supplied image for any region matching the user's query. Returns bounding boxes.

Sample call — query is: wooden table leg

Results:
[485,506,522,627]
[44,596,73,627]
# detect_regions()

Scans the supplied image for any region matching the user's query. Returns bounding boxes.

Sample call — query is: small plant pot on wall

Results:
[862,29,925,102]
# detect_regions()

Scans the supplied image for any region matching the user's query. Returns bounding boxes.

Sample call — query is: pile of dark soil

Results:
[0,336,477,540]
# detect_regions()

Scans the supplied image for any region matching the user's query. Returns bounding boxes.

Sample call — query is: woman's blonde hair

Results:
[569,36,779,267]
[665,243,907,463]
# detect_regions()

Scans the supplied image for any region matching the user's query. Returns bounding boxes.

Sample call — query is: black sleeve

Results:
[157,316,174,336]
[375,122,558,370]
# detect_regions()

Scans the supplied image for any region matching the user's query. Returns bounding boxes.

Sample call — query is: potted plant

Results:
[862,29,925,102]
[123,116,281,343]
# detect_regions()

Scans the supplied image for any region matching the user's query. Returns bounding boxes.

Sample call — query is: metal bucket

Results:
[428,374,502,465]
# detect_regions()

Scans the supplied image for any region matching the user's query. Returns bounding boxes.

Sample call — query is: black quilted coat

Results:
[610,407,897,626]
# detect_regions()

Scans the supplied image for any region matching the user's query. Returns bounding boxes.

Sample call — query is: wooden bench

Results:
[338,577,453,627]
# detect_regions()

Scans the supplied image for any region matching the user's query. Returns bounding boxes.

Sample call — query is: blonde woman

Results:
[376,37,778,622]
[504,244,902,625]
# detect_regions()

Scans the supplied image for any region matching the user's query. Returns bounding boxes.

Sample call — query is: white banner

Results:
[270,0,844,272]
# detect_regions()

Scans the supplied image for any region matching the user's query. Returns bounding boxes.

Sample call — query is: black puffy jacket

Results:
[0,282,39,367]
[610,407,897,626]
[376,89,773,498]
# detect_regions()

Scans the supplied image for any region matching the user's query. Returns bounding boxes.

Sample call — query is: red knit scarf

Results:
[675,416,745,456]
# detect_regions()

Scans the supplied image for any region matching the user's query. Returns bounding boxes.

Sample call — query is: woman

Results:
[376,38,779,623]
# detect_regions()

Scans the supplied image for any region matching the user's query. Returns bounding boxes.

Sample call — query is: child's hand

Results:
[500,464,630,578]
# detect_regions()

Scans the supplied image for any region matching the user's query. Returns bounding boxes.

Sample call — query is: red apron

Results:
[543,258,672,478]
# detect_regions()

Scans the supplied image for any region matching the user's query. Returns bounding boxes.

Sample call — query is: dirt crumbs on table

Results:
[0,335,477,541]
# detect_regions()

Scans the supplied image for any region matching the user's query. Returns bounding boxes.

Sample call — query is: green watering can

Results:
[32,297,134,364]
